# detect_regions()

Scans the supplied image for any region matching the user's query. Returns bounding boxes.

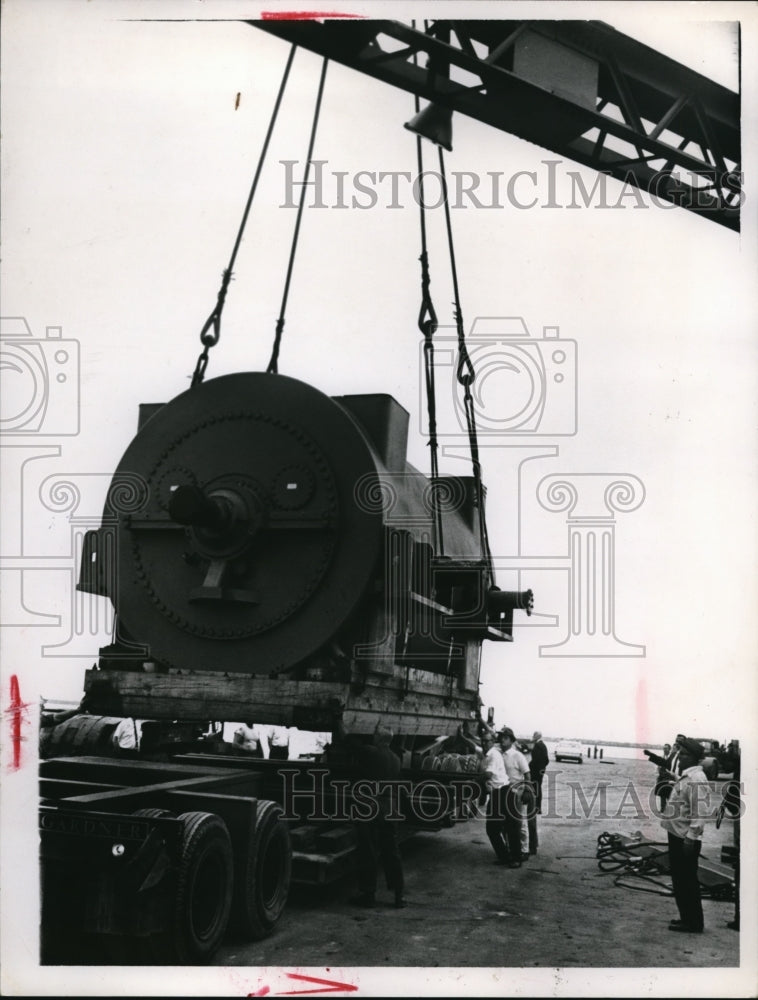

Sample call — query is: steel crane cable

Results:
[267,57,329,375]
[413,89,444,557]
[437,145,492,568]
[190,44,297,388]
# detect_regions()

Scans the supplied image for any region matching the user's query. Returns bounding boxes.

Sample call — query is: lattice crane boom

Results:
[252,18,740,231]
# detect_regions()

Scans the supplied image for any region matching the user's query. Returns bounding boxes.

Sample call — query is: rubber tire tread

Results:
[166,811,233,964]
[231,799,292,941]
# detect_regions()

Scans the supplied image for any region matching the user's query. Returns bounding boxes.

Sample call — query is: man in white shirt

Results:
[481,733,518,867]
[501,727,531,864]
[661,736,710,933]
[232,723,270,759]
[267,725,291,761]
[111,717,141,751]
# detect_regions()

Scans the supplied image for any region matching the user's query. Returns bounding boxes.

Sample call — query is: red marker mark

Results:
[7,675,31,770]
[247,989,271,997]
[278,973,358,995]
[261,11,363,20]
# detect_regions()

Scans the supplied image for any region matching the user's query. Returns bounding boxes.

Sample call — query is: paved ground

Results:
[213,757,739,970]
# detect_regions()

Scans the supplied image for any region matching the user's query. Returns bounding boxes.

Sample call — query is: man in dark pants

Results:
[500,728,530,864]
[661,737,710,934]
[522,773,539,856]
[267,724,290,761]
[334,716,406,908]
[480,732,518,867]
[529,731,549,814]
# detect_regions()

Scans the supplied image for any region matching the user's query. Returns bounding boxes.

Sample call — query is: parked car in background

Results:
[554,741,584,764]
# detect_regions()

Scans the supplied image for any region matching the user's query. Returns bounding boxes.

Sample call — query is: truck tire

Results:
[165,811,234,963]
[231,800,291,940]
[44,714,122,756]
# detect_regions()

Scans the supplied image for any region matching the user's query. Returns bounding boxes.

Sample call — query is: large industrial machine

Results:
[75,370,531,735]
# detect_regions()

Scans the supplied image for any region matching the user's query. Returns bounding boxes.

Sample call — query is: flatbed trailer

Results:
[39,748,483,964]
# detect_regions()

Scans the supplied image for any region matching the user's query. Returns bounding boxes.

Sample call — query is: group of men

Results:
[331,720,741,939]
[340,719,550,906]
[481,728,549,869]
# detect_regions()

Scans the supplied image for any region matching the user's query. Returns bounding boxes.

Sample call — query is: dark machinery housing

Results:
[78,371,532,736]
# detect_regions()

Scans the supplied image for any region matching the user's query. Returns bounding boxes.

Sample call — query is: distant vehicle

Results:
[554,741,584,764]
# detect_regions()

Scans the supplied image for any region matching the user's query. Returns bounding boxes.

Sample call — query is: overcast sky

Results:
[1,1,756,751]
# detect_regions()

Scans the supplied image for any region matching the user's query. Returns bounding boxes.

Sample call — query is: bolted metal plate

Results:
[106,373,385,673]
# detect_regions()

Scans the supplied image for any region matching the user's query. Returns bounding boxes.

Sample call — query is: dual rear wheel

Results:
[132,800,290,963]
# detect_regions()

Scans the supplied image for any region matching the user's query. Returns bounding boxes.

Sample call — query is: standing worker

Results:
[644,740,679,812]
[480,732,516,867]
[500,728,530,864]
[267,725,291,760]
[660,736,710,934]
[332,711,406,909]
[529,731,549,814]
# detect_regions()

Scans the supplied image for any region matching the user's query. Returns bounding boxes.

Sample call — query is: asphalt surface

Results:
[213,757,739,970]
